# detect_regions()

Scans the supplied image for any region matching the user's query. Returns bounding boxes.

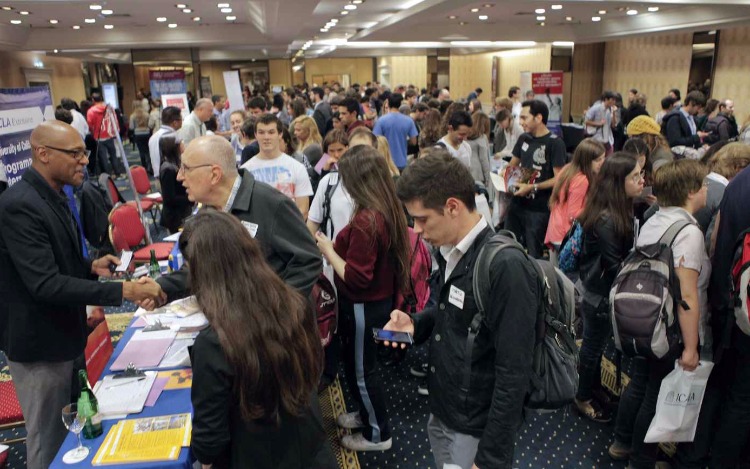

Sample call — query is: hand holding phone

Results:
[115,250,133,272]
[372,328,413,346]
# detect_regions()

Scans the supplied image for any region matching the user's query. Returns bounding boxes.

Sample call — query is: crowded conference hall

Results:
[2,0,750,468]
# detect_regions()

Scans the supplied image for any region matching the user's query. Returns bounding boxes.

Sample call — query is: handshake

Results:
[122,277,167,308]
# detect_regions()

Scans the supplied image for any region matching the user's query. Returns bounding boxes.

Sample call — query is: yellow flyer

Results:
[158,369,193,390]
[92,413,191,465]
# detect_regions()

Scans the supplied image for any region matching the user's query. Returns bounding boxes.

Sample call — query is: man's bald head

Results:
[30,121,81,157]
[184,135,236,176]
[29,120,88,189]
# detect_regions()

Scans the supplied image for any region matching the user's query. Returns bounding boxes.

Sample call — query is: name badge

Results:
[241,221,259,238]
[448,285,465,310]
[521,142,529,152]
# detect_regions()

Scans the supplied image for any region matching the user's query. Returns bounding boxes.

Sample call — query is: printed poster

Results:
[149,70,187,99]
[532,71,564,136]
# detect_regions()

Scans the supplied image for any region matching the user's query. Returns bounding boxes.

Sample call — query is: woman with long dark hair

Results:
[314,145,411,452]
[545,138,606,256]
[574,153,644,423]
[185,210,326,468]
[158,136,192,233]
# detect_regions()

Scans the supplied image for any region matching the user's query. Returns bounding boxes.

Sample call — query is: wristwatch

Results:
[533,184,538,193]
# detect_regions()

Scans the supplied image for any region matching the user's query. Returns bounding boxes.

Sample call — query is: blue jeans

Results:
[576,297,611,401]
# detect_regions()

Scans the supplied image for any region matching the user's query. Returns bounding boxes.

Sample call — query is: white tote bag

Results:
[644,361,713,443]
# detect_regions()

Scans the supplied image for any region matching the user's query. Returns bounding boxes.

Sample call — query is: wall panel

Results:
[712,26,750,126]
[571,43,604,120]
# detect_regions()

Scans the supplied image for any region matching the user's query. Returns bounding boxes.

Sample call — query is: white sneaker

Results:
[341,433,392,452]
[336,411,364,429]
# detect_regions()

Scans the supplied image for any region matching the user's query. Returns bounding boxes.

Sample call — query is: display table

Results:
[50,320,194,469]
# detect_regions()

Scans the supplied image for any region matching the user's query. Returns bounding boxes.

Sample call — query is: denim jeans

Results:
[576,297,611,401]
[613,357,648,447]
[628,352,680,469]
[505,205,550,259]
[710,328,750,468]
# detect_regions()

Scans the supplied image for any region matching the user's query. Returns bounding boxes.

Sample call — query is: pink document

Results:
[110,330,176,371]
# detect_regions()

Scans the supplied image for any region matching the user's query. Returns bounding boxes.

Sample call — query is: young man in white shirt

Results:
[148,106,183,175]
[437,110,472,169]
[240,113,313,219]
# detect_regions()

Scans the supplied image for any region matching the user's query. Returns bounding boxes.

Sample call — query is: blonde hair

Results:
[375,136,400,176]
[291,115,322,151]
[709,142,750,180]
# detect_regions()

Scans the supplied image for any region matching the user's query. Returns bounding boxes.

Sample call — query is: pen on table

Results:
[105,377,146,389]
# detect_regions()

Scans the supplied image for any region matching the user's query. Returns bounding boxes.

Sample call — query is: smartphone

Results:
[372,328,413,345]
[115,250,133,272]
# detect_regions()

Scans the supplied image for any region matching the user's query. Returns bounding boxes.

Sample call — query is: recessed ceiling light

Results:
[157,17,167,22]
[72,25,80,29]
[344,4,357,10]
[168,23,177,28]
[220,7,232,13]
[176,4,187,8]
[53,49,58,53]
[104,24,113,29]
[483,3,494,7]
[627,9,638,15]
[330,18,338,23]
[479,15,488,20]
[19,11,29,15]
[182,8,192,13]
[448,15,456,19]
[1,6,13,11]
[551,4,562,10]
[536,16,545,21]
[226,15,236,20]
[591,16,601,22]
[648,6,659,12]
[10,19,21,24]
[84,18,95,23]
[535,8,545,14]
[89,4,101,10]
[470,8,479,12]
[539,22,545,26]
[352,0,364,3]
[320,27,328,32]
[217,3,229,8]
[341,10,348,15]
[192,16,200,21]
[459,21,466,25]
[599,10,607,14]
[102,9,113,15]
[565,16,573,21]
[49,19,58,24]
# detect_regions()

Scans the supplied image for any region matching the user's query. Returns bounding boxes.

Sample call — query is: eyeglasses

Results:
[43,145,88,161]
[178,162,213,174]
[630,170,646,184]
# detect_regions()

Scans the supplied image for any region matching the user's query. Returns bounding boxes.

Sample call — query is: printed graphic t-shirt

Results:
[511,131,567,212]
[240,153,313,200]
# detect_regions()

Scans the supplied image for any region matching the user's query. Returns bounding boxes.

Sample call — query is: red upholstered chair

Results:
[0,381,25,446]
[126,165,161,223]
[105,175,125,206]
[108,204,173,262]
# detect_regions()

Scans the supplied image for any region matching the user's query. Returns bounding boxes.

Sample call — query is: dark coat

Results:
[663,110,702,148]
[580,215,633,299]
[412,227,539,469]
[157,169,322,300]
[0,168,122,362]
[312,101,332,138]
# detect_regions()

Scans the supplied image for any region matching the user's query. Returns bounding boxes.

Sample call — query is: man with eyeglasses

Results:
[0,121,166,469]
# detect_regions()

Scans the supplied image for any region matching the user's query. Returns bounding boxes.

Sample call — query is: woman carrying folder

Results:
[181,210,326,468]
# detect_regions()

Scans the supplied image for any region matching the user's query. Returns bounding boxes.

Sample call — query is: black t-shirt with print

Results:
[511,131,567,212]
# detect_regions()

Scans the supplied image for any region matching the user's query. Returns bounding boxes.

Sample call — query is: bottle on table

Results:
[149,249,160,279]
[77,369,103,439]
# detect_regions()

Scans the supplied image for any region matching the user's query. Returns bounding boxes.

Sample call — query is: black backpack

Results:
[610,220,691,359]
[471,233,579,411]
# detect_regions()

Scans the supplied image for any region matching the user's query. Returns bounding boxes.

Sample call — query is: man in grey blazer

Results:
[178,98,213,146]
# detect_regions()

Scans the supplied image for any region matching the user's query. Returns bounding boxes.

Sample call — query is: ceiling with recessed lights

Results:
[0,0,749,61]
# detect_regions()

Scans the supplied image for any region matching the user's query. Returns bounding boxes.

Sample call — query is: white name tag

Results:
[241,221,259,238]
[448,285,465,309]
[521,142,529,152]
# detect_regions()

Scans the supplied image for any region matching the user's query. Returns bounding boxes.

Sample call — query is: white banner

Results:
[223,71,244,113]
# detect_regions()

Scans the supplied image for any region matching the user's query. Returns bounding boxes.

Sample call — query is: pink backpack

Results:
[396,228,432,313]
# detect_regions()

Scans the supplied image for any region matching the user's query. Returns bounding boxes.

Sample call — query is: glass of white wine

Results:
[61,403,89,464]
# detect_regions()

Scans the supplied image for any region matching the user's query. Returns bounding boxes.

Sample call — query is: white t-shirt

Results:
[636,206,712,358]
[438,136,471,168]
[308,172,354,239]
[240,153,313,200]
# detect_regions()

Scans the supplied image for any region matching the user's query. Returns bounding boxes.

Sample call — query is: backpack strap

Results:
[658,219,692,247]
[463,235,524,392]
[320,172,340,237]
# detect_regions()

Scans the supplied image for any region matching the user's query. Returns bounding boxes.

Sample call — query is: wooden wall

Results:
[712,26,750,126]
[602,33,693,116]
[268,59,292,90]
[304,58,374,86]
[0,51,86,104]
[388,56,428,89]
[570,43,604,120]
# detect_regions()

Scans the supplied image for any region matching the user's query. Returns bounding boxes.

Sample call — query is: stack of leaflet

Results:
[110,330,177,371]
[93,372,158,418]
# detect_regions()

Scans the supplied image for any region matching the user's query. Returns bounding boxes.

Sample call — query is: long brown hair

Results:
[549,138,605,207]
[338,146,411,295]
[468,111,490,140]
[578,153,637,239]
[180,210,322,424]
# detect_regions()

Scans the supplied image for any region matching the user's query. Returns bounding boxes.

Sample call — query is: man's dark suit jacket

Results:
[312,102,332,138]
[664,109,702,148]
[0,168,122,363]
[158,169,322,300]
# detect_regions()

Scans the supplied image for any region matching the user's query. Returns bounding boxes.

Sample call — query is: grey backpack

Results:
[472,233,579,411]
[610,220,691,360]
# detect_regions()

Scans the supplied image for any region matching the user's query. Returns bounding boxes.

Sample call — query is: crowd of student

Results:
[2,80,750,469]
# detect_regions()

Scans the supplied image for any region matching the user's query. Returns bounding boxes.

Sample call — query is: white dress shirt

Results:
[440,216,488,281]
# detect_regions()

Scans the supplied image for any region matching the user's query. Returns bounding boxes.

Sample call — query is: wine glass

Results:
[61,403,89,464]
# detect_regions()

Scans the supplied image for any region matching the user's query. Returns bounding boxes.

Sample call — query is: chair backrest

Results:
[108,224,129,252]
[130,165,152,195]
[109,204,146,248]
[103,176,123,205]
